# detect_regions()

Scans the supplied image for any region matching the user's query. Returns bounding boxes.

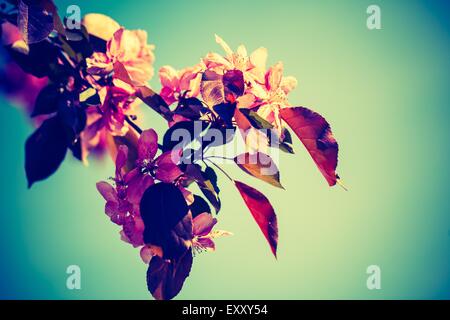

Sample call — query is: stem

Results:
[205,159,233,182]
[124,116,164,150]
[336,178,348,191]
[125,116,143,134]
[204,155,234,161]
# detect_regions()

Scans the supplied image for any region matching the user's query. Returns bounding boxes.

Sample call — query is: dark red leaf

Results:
[162,120,209,152]
[223,69,244,101]
[234,181,278,257]
[18,0,54,44]
[7,41,58,78]
[25,116,68,187]
[280,107,339,186]
[140,183,192,259]
[189,195,211,217]
[201,124,236,149]
[146,249,193,300]
[175,97,208,121]
[31,84,60,117]
[212,102,236,127]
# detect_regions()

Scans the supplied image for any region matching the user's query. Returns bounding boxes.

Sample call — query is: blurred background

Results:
[0,0,449,299]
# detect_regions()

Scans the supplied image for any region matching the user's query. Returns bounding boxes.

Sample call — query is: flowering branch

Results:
[0,0,344,300]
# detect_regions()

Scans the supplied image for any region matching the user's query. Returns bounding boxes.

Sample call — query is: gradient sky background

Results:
[0,0,449,299]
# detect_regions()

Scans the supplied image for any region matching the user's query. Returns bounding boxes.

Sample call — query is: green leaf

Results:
[239,108,274,130]
[185,164,221,213]
[239,108,294,153]
[189,195,211,217]
[234,152,283,189]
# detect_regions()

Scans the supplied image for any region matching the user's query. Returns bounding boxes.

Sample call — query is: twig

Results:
[205,158,233,182]
[204,155,234,161]
[124,116,164,150]
[125,116,143,134]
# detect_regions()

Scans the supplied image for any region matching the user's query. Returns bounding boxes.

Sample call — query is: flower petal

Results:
[86,52,112,76]
[107,27,125,59]
[188,72,202,98]
[280,76,298,95]
[210,229,233,238]
[250,47,268,72]
[202,52,232,70]
[96,181,117,202]
[160,86,177,106]
[249,82,268,100]
[245,127,269,153]
[155,151,183,183]
[156,150,178,165]
[126,169,154,206]
[82,13,120,41]
[105,201,124,225]
[193,212,217,236]
[215,34,233,57]
[122,215,145,247]
[138,129,158,161]
[249,47,268,82]
[237,93,256,109]
[115,144,128,177]
[155,163,183,183]
[236,44,248,58]
[118,29,142,61]
[159,65,180,90]
[196,237,215,251]
[266,62,283,91]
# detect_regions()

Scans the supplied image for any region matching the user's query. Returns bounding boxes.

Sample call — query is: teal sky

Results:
[0,0,449,299]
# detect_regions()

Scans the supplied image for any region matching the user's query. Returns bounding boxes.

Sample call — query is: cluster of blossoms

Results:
[159,35,298,135]
[0,0,342,300]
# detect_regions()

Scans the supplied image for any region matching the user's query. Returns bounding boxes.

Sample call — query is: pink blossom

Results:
[96,145,132,223]
[80,80,144,161]
[202,35,268,84]
[253,62,297,134]
[87,27,155,86]
[125,129,183,199]
[192,213,232,253]
[96,145,147,247]
[238,62,297,135]
[96,130,190,248]
[79,111,108,163]
[84,84,139,138]
[159,65,203,105]
[201,35,297,134]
